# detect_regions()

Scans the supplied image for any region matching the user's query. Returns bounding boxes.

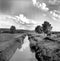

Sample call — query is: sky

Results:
[0,0,60,31]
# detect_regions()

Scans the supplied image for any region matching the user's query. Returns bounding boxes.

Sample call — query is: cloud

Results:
[0,14,37,30]
[32,0,60,20]
[32,0,49,11]
[18,14,37,24]
[32,0,37,5]
[40,3,49,11]
[50,10,60,20]
[7,14,37,25]
[14,14,37,30]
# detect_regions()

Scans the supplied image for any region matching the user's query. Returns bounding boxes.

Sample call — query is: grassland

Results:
[0,28,60,61]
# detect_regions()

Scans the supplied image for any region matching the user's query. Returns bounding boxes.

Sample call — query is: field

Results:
[0,28,60,61]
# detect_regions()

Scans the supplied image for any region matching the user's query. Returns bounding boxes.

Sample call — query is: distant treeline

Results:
[52,31,60,34]
[0,28,30,33]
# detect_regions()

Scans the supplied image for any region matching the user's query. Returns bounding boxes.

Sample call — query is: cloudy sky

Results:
[0,0,60,31]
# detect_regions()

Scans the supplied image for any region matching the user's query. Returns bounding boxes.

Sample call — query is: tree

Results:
[42,21,52,35]
[10,26,16,33]
[35,25,43,33]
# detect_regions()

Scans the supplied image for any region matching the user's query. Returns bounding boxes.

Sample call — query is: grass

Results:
[0,28,60,61]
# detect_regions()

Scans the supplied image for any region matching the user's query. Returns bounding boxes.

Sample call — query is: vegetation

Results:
[42,21,52,35]
[10,26,16,33]
[35,21,52,35]
[35,25,43,33]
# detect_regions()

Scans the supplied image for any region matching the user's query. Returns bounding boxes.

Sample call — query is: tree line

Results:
[3,21,52,34]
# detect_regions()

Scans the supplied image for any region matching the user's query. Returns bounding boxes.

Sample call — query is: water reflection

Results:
[10,36,37,61]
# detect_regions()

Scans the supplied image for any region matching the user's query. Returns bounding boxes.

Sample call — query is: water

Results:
[10,36,37,61]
